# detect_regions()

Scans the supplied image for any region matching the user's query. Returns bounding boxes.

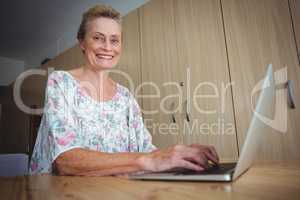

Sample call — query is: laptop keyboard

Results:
[174,163,236,175]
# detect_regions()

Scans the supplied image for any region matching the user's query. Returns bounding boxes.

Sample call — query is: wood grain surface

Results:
[1,161,299,200]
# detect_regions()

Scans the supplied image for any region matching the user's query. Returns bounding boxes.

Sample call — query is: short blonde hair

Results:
[77,4,121,41]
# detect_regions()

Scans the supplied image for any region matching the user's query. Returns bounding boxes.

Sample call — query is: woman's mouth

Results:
[96,54,114,60]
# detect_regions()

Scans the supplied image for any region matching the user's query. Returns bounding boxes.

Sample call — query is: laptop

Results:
[130,64,275,181]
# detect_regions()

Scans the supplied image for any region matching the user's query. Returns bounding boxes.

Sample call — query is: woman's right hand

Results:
[139,144,219,172]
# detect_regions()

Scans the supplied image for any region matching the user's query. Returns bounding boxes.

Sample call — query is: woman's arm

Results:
[54,148,147,176]
[54,144,219,176]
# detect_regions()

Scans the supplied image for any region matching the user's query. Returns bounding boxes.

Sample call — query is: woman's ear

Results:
[78,39,86,54]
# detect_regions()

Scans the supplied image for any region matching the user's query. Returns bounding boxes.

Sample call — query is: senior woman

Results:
[29,5,219,176]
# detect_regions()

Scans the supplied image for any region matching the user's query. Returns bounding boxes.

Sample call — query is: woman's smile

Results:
[95,53,114,60]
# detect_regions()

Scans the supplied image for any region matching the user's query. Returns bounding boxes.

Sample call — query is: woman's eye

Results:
[111,39,119,45]
[94,36,105,42]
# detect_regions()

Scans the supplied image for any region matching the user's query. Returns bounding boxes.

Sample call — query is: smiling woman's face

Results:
[79,17,122,70]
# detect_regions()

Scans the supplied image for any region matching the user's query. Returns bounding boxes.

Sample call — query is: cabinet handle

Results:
[184,100,191,122]
[169,102,176,123]
[186,113,190,122]
[171,113,176,123]
[287,80,296,109]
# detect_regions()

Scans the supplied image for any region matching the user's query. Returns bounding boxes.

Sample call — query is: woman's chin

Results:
[93,62,116,70]
[99,59,118,68]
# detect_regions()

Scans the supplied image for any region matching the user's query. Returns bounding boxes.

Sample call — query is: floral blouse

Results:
[29,71,156,174]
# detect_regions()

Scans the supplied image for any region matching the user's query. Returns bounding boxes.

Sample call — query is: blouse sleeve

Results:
[128,94,157,152]
[43,72,85,165]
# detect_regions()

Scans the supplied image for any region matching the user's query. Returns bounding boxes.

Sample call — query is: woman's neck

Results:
[83,65,108,79]
[75,65,116,102]
[80,65,114,86]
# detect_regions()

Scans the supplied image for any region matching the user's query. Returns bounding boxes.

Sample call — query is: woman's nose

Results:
[102,40,112,51]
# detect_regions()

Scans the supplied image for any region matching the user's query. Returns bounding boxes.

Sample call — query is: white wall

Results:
[0,56,25,86]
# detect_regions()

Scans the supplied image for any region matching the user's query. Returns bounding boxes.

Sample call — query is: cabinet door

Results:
[139,0,186,148]
[290,0,300,64]
[222,0,300,160]
[174,0,238,161]
[110,10,143,105]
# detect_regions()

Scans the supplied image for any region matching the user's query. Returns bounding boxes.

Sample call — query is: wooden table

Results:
[1,161,299,200]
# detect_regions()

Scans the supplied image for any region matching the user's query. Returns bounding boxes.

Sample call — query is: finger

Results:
[207,146,219,162]
[191,144,219,163]
[184,156,209,169]
[203,150,219,165]
[177,159,204,171]
[179,147,209,168]
[189,144,201,148]
[187,144,218,166]
[189,144,219,162]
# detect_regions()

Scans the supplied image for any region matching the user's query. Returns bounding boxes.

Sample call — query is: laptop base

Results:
[129,163,236,182]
